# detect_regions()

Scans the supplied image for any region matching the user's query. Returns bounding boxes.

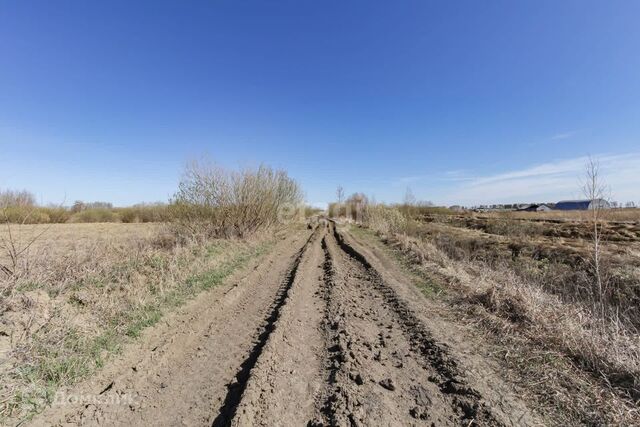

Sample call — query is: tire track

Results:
[313,222,504,426]
[212,226,320,426]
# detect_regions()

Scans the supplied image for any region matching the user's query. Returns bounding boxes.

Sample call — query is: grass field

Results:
[0,222,274,422]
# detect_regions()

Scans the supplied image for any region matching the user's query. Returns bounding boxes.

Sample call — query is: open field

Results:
[2,204,639,425]
[483,207,640,222]
[0,214,634,426]
[5,1,639,425]
[414,212,640,320]
[0,222,276,423]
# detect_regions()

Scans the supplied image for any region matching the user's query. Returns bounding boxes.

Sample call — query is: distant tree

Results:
[403,187,416,206]
[336,185,344,204]
[71,201,86,213]
[345,192,368,222]
[0,189,36,208]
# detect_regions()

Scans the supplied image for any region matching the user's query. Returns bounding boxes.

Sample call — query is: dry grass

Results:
[483,207,640,222]
[363,228,640,424]
[350,205,640,424]
[0,222,275,423]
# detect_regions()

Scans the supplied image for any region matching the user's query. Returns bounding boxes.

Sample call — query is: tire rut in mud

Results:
[312,223,503,426]
[212,227,319,427]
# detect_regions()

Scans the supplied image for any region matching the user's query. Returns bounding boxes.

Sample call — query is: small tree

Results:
[582,157,610,321]
[332,185,345,218]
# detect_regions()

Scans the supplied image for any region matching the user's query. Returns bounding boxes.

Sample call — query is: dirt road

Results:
[33,221,541,426]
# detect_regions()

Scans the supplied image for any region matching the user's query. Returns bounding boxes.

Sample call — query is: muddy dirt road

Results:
[33,222,541,426]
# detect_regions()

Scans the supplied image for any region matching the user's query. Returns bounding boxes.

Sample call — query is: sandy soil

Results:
[29,221,544,426]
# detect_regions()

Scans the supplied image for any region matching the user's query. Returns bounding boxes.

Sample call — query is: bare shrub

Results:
[0,206,53,282]
[0,190,36,208]
[328,192,369,222]
[169,160,303,239]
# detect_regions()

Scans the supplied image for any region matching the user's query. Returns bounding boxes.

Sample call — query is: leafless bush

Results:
[0,190,36,208]
[169,160,303,239]
[0,206,52,284]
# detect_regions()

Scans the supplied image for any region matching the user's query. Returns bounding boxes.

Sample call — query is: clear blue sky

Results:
[2,1,639,206]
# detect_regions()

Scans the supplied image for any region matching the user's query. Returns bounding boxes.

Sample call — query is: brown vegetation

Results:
[345,201,640,424]
[169,160,304,239]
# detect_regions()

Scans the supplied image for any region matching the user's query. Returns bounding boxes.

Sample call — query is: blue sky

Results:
[1,0,639,207]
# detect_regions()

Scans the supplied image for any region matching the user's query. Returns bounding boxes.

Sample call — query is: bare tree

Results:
[401,187,417,218]
[336,185,344,204]
[403,187,416,206]
[582,157,610,320]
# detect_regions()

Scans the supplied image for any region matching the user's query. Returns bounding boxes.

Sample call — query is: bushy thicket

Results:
[169,160,303,239]
[0,189,170,224]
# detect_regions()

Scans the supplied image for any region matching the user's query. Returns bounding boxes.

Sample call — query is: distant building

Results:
[517,204,552,212]
[555,199,610,211]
